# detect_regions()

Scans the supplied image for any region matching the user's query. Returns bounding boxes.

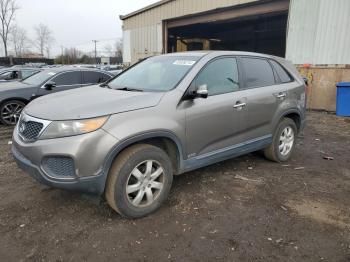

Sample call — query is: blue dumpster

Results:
[336,82,350,116]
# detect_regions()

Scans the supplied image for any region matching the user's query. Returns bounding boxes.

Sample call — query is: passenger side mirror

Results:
[44,81,56,90]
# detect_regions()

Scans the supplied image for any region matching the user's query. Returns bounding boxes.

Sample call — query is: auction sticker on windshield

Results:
[173,60,196,66]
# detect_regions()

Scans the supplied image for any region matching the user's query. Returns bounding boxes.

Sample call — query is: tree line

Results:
[55,40,123,65]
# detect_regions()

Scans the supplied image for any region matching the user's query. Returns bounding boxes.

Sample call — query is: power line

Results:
[66,37,122,48]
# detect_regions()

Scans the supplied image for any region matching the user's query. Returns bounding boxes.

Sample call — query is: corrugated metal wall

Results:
[286,0,350,65]
[122,0,258,63]
[123,0,350,65]
[123,0,257,29]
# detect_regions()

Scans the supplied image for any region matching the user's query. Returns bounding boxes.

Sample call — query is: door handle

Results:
[275,92,287,99]
[233,102,246,109]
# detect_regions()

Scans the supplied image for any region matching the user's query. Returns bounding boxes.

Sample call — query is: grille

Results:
[42,156,76,178]
[19,120,44,141]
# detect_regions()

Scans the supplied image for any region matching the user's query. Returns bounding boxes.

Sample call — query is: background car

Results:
[0,67,114,125]
[0,68,42,82]
[100,65,123,75]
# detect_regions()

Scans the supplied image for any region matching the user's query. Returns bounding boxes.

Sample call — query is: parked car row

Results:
[0,68,42,82]
[0,67,114,125]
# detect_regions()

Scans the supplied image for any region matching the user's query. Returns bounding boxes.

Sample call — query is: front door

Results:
[36,71,83,96]
[185,57,247,158]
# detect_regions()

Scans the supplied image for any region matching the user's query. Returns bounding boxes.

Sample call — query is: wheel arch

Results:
[102,131,185,188]
[0,97,29,107]
[275,109,303,133]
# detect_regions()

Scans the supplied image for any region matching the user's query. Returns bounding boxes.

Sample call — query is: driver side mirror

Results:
[44,81,56,90]
[196,84,209,98]
[186,84,209,100]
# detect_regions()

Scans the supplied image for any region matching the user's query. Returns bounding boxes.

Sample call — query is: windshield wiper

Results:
[114,87,143,92]
[100,83,111,88]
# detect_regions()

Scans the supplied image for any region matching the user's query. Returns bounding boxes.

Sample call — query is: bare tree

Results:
[0,0,19,57]
[114,39,122,58]
[10,24,29,57]
[34,23,54,58]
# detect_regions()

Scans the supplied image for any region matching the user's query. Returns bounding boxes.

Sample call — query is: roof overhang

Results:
[120,0,174,20]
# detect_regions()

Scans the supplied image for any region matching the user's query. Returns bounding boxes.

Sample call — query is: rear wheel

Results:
[264,118,297,162]
[0,100,25,125]
[105,144,173,218]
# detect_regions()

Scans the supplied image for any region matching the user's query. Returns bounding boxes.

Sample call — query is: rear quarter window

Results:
[270,60,293,83]
[241,57,275,88]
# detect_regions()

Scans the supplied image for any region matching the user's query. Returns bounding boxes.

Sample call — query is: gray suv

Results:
[12,51,306,218]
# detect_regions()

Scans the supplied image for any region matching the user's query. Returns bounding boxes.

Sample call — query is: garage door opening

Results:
[167,12,288,57]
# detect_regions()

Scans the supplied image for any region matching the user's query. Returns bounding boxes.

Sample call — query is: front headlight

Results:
[40,116,109,139]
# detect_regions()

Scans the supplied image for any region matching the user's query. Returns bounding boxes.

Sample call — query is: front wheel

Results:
[264,118,297,162]
[0,100,25,125]
[105,144,173,218]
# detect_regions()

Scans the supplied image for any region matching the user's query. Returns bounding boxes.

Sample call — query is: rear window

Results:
[270,60,292,83]
[241,58,275,88]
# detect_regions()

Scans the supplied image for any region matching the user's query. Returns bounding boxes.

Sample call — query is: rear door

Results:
[185,57,248,158]
[238,57,291,140]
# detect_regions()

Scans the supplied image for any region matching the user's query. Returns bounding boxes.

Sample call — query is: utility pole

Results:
[61,45,64,64]
[92,40,98,65]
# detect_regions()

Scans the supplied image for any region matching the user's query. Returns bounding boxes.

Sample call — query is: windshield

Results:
[108,56,200,92]
[22,71,56,85]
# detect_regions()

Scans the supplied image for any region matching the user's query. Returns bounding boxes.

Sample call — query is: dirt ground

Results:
[0,111,350,262]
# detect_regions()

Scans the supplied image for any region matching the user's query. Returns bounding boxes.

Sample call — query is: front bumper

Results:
[12,128,119,195]
[12,145,106,194]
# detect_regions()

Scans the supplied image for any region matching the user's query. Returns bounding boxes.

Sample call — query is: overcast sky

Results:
[11,0,158,57]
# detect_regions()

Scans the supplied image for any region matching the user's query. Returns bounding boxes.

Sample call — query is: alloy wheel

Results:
[1,102,24,125]
[279,126,295,156]
[126,160,164,207]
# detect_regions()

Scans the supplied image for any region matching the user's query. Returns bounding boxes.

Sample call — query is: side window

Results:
[241,58,275,88]
[52,71,82,86]
[196,58,239,96]
[83,71,111,84]
[270,60,292,83]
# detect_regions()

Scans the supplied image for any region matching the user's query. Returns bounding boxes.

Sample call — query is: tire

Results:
[0,100,25,125]
[105,144,173,218]
[264,118,297,162]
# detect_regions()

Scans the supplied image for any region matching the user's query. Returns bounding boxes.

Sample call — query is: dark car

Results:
[0,68,42,82]
[0,67,114,125]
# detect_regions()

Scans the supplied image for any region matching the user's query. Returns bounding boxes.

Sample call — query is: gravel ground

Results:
[0,111,350,262]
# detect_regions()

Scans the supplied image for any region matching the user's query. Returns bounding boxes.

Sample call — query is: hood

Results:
[25,85,165,120]
[0,81,34,91]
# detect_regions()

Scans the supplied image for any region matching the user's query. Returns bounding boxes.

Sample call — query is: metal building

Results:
[120,0,350,111]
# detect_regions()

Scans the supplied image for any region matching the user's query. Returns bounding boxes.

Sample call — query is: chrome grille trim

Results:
[17,113,52,143]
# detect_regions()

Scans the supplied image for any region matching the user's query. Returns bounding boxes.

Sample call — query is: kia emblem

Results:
[19,122,26,133]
